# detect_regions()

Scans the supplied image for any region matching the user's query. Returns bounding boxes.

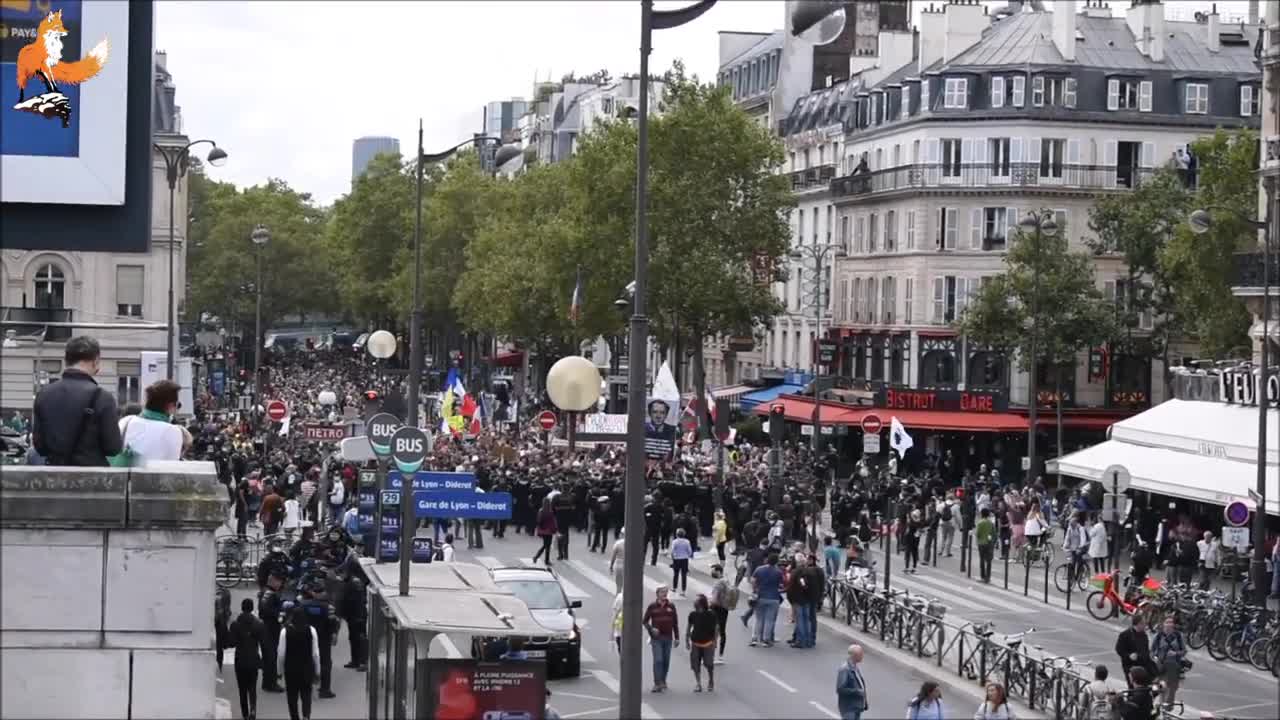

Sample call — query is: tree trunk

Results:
[692,333,710,441]
[1055,366,1064,485]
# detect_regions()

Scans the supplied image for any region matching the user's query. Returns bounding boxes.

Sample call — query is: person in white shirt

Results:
[282,492,302,538]
[1196,531,1220,590]
[439,534,455,562]
[117,380,190,465]
[1089,516,1110,573]
[609,528,626,593]
[278,607,320,720]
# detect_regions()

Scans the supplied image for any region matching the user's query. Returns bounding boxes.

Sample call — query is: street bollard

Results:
[1043,557,1050,604]
[1003,549,1010,590]
[1065,565,1074,611]
[1023,558,1031,597]
[959,530,968,574]
[964,532,974,579]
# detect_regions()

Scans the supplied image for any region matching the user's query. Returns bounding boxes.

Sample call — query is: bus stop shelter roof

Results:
[361,559,548,637]
[360,558,505,593]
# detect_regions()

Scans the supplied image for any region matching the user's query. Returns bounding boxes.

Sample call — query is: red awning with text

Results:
[750,395,865,425]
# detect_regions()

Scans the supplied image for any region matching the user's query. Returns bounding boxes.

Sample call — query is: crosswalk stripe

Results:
[475,555,503,569]
[566,559,618,594]
[553,572,590,600]
[903,570,1037,614]
[588,669,662,719]
[579,646,596,665]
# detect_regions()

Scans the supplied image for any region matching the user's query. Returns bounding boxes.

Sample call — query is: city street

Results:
[854,539,1280,719]
[216,529,1026,720]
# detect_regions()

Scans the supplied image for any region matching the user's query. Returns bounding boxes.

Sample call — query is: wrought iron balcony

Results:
[1,307,73,342]
[790,163,838,191]
[1230,251,1280,289]
[829,162,1155,200]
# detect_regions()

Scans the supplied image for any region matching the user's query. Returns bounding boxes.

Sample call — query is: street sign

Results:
[1222,526,1250,552]
[237,396,252,411]
[1101,464,1132,494]
[303,423,347,442]
[266,400,288,422]
[862,433,881,454]
[391,426,429,474]
[413,490,514,520]
[366,413,401,459]
[860,414,883,434]
[1224,500,1251,527]
[388,471,476,492]
[817,339,837,364]
[537,410,557,431]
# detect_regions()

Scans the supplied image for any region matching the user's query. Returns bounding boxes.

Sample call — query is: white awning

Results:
[1049,399,1279,516]
[1049,440,1278,516]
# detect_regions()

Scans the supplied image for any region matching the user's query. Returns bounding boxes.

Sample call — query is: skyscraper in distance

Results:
[351,136,401,182]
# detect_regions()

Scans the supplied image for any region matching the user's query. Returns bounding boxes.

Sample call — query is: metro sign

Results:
[303,424,347,442]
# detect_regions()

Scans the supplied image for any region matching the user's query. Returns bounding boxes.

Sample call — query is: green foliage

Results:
[186,169,335,337]
[958,213,1117,374]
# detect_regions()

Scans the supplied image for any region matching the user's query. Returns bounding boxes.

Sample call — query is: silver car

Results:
[475,566,583,677]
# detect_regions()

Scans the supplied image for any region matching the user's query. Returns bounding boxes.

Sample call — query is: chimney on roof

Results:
[1126,0,1165,62]
[1084,1,1112,19]
[918,4,946,73]
[943,0,988,63]
[1207,4,1220,52]
[1053,0,1078,62]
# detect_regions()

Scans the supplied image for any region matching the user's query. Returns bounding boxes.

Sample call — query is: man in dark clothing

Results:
[340,572,368,671]
[590,496,611,552]
[229,598,267,719]
[32,336,122,466]
[644,497,662,566]
[1115,616,1154,688]
[258,580,286,693]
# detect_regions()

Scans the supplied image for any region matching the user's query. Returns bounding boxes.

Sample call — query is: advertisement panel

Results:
[1,0,131,205]
[425,660,546,720]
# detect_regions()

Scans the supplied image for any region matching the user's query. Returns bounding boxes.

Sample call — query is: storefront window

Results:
[890,346,905,384]
[1108,352,1151,409]
[920,350,956,387]
[870,338,885,381]
[967,351,1006,389]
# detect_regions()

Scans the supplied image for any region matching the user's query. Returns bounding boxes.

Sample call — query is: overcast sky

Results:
[155,0,1248,206]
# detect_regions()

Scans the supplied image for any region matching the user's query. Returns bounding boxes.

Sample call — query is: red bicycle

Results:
[1085,569,1152,622]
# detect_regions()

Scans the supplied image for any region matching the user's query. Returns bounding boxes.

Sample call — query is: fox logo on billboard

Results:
[1218,370,1280,407]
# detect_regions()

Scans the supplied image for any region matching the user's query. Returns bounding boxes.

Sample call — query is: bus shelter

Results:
[361,560,550,720]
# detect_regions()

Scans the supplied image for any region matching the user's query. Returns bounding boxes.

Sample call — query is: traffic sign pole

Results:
[392,426,430,597]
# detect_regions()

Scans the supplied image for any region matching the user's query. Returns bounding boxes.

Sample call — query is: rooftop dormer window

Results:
[1185,82,1209,115]
[1107,78,1151,112]
[1031,75,1077,109]
[943,78,968,109]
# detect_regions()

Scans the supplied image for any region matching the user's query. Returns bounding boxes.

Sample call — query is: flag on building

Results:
[569,267,583,322]
[890,416,914,457]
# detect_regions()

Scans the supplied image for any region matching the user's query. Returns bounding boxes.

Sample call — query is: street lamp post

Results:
[1189,202,1273,605]
[153,140,227,380]
[1018,210,1058,483]
[792,242,846,451]
[620,2,716,717]
[251,225,269,403]
[407,127,519,430]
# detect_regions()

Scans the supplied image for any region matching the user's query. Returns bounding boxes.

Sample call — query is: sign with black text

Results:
[1218,369,1280,407]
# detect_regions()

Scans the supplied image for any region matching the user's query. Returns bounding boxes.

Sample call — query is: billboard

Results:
[424,660,546,720]
[1,0,130,205]
[1,0,152,252]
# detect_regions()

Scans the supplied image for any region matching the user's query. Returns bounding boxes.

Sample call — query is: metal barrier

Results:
[825,578,1092,718]
[215,533,292,588]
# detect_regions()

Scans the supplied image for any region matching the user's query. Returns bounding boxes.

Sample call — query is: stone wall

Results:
[1,462,226,719]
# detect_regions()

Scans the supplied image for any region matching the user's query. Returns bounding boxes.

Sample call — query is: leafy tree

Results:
[1161,129,1257,356]
[186,177,335,353]
[958,213,1116,473]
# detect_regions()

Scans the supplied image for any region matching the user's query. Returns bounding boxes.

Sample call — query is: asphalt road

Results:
[855,538,1280,719]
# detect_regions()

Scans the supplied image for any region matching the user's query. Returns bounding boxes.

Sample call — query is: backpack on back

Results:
[941,503,953,522]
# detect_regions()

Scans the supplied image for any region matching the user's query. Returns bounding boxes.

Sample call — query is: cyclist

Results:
[1062,513,1090,588]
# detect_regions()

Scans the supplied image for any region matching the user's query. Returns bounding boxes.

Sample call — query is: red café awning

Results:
[753,395,1028,432]
[485,351,525,368]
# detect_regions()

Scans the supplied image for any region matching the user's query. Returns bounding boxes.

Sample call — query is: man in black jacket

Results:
[1114,616,1153,688]
[228,598,266,719]
[32,336,122,466]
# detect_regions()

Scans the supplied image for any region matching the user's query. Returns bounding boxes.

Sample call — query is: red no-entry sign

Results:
[266,399,289,422]
[860,413,883,434]
[537,411,557,431]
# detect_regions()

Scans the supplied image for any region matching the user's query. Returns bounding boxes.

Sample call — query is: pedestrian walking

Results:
[1089,515,1109,574]
[976,508,996,583]
[712,511,729,563]
[340,570,367,671]
[823,535,843,579]
[532,497,557,566]
[905,681,946,720]
[31,335,123,467]
[642,586,678,693]
[940,496,958,558]
[1150,616,1187,710]
[612,591,624,654]
[1079,665,1124,720]
[1114,616,1153,688]
[973,682,1015,719]
[748,552,784,647]
[836,644,869,720]
[903,509,923,573]
[671,528,693,595]
[228,598,266,720]
[686,594,717,692]
[609,528,625,593]
[278,607,320,720]
[1196,531,1220,590]
[282,491,301,539]
[708,563,732,663]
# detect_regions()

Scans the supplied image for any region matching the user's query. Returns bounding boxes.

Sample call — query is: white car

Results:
[473,566,583,677]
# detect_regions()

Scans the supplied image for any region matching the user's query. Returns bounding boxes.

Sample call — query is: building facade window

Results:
[1185,83,1209,114]
[117,360,142,406]
[1011,75,1025,107]
[940,138,962,177]
[116,265,144,317]
[904,277,914,324]
[943,78,968,108]
[1240,84,1259,117]
[1039,138,1065,179]
[868,213,879,253]
[1107,78,1143,110]
[885,209,897,252]
[937,207,958,250]
[905,210,915,249]
[990,76,1005,108]
[33,263,66,309]
[983,208,1008,248]
[989,137,1011,177]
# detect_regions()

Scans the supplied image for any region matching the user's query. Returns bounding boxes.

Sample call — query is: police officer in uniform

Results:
[299,572,337,699]
[258,567,286,693]
[340,568,368,671]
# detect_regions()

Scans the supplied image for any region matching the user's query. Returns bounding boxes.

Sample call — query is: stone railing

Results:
[1,462,226,719]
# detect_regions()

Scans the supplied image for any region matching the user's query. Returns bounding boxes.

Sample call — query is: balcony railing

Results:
[790,163,838,191]
[829,163,1155,199]
[1230,251,1280,289]
[1,307,74,342]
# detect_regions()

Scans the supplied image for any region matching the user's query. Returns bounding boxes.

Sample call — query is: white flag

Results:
[889,416,914,457]
[278,415,291,437]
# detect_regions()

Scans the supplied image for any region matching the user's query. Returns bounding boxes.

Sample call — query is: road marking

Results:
[756,669,797,693]
[475,555,503,569]
[551,690,614,702]
[580,646,596,664]
[567,559,619,594]
[1210,701,1280,715]
[588,669,662,719]
[905,570,1037,614]
[808,700,840,719]
[558,707,618,719]
[554,573,591,600]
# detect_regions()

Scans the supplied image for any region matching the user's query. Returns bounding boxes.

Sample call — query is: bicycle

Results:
[1054,554,1090,594]
[1086,569,1151,622]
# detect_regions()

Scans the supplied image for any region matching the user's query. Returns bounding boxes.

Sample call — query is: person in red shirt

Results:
[642,586,679,693]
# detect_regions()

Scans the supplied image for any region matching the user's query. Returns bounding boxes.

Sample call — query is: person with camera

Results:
[1150,615,1188,710]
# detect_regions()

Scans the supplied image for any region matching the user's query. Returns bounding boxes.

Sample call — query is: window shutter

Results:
[1064,78,1077,108]
[868,278,879,324]
[1138,81,1152,112]
[1032,75,1045,106]
[1104,140,1117,168]
[955,277,969,316]
[116,266,144,307]
[1107,79,1120,111]
[905,277,914,323]
[1066,139,1081,166]
[1012,76,1025,107]
[961,138,974,166]
[1006,207,1018,241]
[1103,280,1116,303]
[906,210,916,249]
[1240,85,1253,117]
[932,277,945,324]
[1029,137,1042,172]
[927,138,941,164]
[970,208,982,249]
[945,208,958,249]
[992,76,1005,108]
[1140,141,1155,168]
[975,137,988,165]
[1010,137,1023,163]
[921,80,930,112]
